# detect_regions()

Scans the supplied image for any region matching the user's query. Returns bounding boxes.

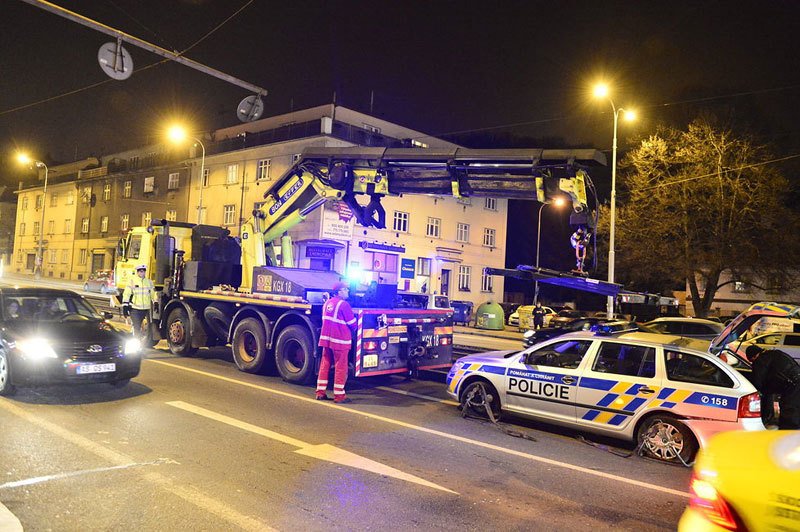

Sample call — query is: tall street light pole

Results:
[167,125,206,224]
[593,84,635,318]
[534,197,565,304]
[17,154,48,280]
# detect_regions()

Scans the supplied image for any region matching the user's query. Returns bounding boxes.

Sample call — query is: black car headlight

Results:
[124,338,142,355]
[15,338,58,359]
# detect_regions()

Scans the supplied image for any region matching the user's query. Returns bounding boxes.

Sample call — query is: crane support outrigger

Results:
[115,146,605,384]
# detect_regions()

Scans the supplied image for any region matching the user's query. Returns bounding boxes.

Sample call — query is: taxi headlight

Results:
[15,338,58,359]
[124,338,142,355]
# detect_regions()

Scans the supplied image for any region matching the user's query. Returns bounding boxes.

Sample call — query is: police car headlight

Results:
[125,338,142,355]
[15,338,58,359]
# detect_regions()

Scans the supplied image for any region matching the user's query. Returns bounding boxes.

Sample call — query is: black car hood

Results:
[3,319,127,344]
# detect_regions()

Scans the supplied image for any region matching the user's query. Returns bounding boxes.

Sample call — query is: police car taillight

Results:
[737,392,761,418]
[688,472,743,531]
[364,340,378,351]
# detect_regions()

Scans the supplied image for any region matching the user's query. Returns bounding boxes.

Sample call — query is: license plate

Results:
[362,354,378,368]
[77,363,116,374]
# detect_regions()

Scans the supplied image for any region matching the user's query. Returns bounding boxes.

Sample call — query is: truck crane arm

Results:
[239,146,605,290]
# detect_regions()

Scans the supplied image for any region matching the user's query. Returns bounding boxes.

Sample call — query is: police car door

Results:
[505,339,593,423]
[576,339,659,433]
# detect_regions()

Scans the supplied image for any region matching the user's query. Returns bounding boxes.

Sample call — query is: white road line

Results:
[150,359,691,498]
[375,385,459,406]
[0,501,22,532]
[167,401,456,494]
[0,398,273,531]
[0,460,176,490]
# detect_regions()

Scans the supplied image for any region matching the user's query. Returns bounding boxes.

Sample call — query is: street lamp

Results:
[534,196,566,304]
[168,125,206,224]
[593,83,635,317]
[17,153,49,280]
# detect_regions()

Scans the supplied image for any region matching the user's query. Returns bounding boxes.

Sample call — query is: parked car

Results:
[83,270,116,294]
[679,430,800,531]
[0,287,141,396]
[643,317,725,341]
[523,317,607,347]
[514,305,557,331]
[447,330,763,464]
[548,309,587,328]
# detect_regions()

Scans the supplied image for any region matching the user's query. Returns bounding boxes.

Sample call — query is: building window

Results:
[142,212,151,227]
[129,155,140,169]
[123,181,132,198]
[257,159,271,181]
[64,219,72,234]
[226,164,239,184]
[202,168,210,187]
[49,249,57,264]
[47,220,54,234]
[81,218,89,233]
[81,187,91,204]
[483,228,496,248]
[33,221,40,235]
[166,209,177,222]
[121,214,129,231]
[144,176,155,193]
[458,265,472,291]
[426,217,441,238]
[456,223,470,243]
[79,249,87,265]
[481,272,494,292]
[484,198,497,211]
[66,191,74,205]
[36,194,43,209]
[223,204,236,225]
[417,257,432,276]
[168,172,180,190]
[103,183,111,201]
[50,193,58,207]
[100,216,109,232]
[61,250,69,264]
[19,223,25,236]
[393,211,409,233]
[21,196,28,210]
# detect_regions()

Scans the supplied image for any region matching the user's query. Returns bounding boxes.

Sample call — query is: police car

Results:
[447,329,764,464]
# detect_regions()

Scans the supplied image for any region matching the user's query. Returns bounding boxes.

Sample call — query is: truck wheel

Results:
[636,414,698,464]
[0,351,15,396]
[274,325,316,384]
[166,307,197,356]
[232,318,268,373]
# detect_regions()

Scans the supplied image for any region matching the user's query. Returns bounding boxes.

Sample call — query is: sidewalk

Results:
[0,271,84,291]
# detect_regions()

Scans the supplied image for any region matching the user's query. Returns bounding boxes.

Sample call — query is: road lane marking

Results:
[375,385,459,406]
[167,401,456,494]
[0,501,22,532]
[150,359,691,498]
[0,398,273,531]
[0,459,177,490]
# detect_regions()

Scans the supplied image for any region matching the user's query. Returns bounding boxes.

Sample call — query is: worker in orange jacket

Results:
[316,281,357,403]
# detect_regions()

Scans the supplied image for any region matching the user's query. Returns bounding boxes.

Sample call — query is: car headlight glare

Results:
[124,338,142,355]
[523,330,534,338]
[16,338,58,359]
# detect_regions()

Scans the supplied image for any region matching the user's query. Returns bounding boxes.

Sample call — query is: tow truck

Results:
[115,146,606,384]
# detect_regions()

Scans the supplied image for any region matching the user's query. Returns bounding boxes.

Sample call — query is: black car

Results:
[0,287,141,396]
[522,317,606,347]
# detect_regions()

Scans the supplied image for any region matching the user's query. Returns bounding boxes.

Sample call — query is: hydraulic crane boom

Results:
[239,146,606,290]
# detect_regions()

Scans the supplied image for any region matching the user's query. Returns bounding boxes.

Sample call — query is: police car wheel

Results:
[636,415,697,464]
[0,351,16,396]
[459,380,501,420]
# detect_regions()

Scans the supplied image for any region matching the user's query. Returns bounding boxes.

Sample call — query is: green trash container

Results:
[474,301,505,330]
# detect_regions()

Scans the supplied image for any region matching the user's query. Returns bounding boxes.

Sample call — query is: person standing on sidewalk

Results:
[122,264,155,343]
[316,281,357,403]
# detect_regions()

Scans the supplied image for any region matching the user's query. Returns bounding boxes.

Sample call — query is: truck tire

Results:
[232,318,268,374]
[274,325,316,385]
[203,304,232,341]
[166,307,197,356]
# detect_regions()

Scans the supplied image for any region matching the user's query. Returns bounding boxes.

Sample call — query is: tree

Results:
[608,118,799,317]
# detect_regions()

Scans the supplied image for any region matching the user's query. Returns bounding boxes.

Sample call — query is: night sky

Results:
[2,0,800,295]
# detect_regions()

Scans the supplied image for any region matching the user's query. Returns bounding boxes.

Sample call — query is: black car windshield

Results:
[3,295,102,322]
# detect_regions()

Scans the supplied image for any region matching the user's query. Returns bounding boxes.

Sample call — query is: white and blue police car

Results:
[447,328,764,464]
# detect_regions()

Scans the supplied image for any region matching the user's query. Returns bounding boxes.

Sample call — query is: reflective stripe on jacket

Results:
[318,296,356,350]
[122,277,155,310]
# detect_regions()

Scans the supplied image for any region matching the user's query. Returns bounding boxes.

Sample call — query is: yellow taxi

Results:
[679,430,800,531]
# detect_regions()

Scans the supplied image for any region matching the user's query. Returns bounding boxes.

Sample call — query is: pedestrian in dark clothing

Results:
[532,302,545,330]
[746,345,800,430]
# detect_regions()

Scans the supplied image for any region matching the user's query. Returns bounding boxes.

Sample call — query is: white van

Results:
[729,332,800,363]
